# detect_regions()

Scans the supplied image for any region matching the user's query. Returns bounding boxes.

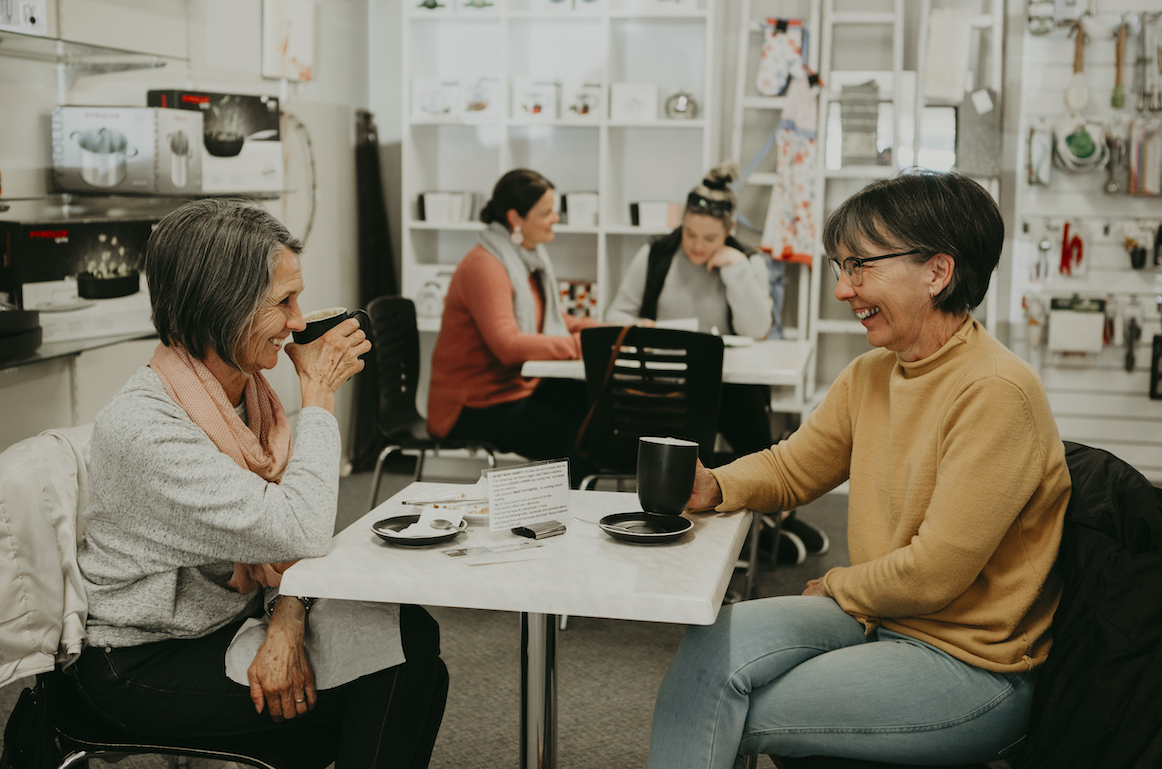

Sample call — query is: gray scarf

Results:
[477,221,570,338]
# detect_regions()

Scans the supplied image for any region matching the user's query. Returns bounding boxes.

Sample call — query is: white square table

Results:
[280,481,752,769]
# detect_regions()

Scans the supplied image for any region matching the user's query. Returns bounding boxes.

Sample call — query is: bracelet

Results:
[266,594,316,619]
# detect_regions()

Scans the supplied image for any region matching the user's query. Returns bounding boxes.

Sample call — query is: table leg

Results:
[521,612,558,769]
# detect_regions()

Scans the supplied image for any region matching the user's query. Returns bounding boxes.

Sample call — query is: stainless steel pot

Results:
[70,127,138,188]
[168,130,190,188]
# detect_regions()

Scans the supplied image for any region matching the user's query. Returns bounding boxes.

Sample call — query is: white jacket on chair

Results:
[0,425,92,689]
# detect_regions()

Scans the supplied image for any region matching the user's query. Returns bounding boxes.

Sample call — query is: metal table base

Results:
[521,612,558,769]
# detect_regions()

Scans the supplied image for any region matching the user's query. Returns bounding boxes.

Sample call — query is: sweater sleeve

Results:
[604,245,650,324]
[823,375,1049,620]
[85,384,341,571]
[460,251,581,364]
[709,369,854,513]
[720,254,773,339]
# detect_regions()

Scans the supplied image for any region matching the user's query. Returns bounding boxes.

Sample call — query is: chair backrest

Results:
[366,295,425,438]
[579,326,723,472]
[1018,442,1162,768]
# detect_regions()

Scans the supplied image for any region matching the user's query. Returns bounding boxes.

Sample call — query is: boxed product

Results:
[561,80,602,120]
[147,90,284,194]
[412,78,459,120]
[0,211,159,341]
[610,83,658,121]
[51,107,204,195]
[0,0,47,35]
[629,201,681,228]
[561,192,599,226]
[513,78,559,121]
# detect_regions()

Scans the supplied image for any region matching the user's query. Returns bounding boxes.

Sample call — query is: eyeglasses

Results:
[827,250,926,287]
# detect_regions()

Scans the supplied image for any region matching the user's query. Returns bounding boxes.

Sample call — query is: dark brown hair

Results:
[480,169,555,229]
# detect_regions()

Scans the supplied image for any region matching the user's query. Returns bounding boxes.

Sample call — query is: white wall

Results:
[0,0,371,453]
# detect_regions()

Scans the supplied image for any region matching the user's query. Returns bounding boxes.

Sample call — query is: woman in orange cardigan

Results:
[427,169,599,485]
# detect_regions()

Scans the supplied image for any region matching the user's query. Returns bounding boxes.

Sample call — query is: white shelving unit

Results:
[400,0,717,332]
[805,0,1003,406]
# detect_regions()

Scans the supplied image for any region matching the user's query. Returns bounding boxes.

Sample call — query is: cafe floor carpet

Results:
[0,461,850,769]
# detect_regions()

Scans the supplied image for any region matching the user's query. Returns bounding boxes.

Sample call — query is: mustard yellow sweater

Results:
[710,318,1070,673]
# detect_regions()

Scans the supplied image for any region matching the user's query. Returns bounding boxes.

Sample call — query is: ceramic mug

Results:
[636,436,699,515]
[293,307,370,345]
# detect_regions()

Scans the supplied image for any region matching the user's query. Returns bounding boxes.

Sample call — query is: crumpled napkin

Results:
[396,504,464,537]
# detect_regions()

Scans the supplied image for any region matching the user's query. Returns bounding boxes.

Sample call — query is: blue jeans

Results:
[648,596,1036,769]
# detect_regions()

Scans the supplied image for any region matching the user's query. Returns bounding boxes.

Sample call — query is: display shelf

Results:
[740,95,787,110]
[0,28,185,73]
[400,2,716,323]
[408,221,485,231]
[0,331,156,373]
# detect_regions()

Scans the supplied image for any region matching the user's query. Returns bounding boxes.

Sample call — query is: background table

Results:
[522,338,814,415]
[281,481,752,769]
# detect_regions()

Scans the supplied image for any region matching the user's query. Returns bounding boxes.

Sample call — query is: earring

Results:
[510,226,524,246]
[930,288,938,297]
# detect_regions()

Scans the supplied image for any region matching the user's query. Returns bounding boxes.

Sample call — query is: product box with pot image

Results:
[51,107,204,195]
[0,210,157,310]
[147,90,283,194]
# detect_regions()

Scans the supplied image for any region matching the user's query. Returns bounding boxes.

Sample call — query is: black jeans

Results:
[73,604,448,769]
[448,378,593,486]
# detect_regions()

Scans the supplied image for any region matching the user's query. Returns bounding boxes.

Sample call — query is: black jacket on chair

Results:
[1017,442,1162,769]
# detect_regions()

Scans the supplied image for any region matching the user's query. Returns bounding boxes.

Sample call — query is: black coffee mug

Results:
[637,436,699,515]
[293,307,370,345]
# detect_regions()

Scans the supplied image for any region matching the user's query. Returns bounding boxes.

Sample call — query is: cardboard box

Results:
[0,212,158,309]
[25,274,154,343]
[0,0,47,35]
[147,90,283,194]
[51,107,203,195]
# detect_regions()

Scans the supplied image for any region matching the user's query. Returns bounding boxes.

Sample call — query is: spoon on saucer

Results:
[431,519,461,531]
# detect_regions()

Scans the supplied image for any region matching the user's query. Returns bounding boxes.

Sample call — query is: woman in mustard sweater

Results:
[647,171,1071,768]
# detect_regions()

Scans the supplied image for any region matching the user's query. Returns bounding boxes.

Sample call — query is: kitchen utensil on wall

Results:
[1064,21,1089,111]
[1028,121,1053,185]
[69,128,138,188]
[1053,114,1108,173]
[1128,118,1161,194]
[1027,0,1055,36]
[1112,18,1126,108]
[1060,219,1085,276]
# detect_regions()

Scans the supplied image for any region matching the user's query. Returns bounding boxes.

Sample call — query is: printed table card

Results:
[485,459,570,533]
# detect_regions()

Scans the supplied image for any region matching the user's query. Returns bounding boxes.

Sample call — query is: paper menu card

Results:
[484,460,570,533]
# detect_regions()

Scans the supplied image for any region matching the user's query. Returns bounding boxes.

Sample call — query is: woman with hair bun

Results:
[428,169,599,485]
[606,163,775,461]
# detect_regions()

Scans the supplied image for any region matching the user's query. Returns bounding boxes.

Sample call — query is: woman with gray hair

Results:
[73,199,448,768]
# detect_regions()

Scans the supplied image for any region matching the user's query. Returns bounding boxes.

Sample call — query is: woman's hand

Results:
[286,318,371,412]
[705,245,747,273]
[802,578,831,598]
[248,597,317,721]
[685,459,723,511]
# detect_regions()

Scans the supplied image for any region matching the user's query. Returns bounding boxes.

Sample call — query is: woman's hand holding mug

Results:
[287,307,372,412]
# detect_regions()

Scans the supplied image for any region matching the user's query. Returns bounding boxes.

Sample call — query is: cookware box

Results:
[0,212,158,309]
[51,107,204,195]
[147,90,284,194]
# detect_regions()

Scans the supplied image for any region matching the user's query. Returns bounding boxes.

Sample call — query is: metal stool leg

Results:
[367,444,400,511]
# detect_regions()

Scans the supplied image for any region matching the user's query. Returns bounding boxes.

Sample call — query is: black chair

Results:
[365,295,498,510]
[3,670,277,769]
[577,325,724,488]
[758,442,1162,769]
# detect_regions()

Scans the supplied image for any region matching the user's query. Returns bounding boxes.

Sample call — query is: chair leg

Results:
[486,450,497,468]
[580,474,598,490]
[742,755,759,769]
[367,444,400,511]
[413,450,427,482]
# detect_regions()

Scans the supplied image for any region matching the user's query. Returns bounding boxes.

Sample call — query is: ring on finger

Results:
[295,697,306,703]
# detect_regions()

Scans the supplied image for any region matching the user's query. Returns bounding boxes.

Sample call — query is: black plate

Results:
[372,514,467,547]
[598,512,693,545]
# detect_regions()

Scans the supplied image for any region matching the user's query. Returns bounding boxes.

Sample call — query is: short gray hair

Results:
[145,199,302,369]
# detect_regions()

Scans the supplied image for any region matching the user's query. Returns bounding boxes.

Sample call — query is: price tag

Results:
[485,459,570,533]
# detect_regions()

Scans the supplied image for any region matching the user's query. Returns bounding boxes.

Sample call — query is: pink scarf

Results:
[149,343,295,593]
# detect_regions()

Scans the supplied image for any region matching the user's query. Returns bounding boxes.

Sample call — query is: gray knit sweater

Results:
[78,366,341,648]
[605,244,773,338]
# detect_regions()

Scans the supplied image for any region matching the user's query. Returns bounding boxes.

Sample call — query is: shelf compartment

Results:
[605,126,702,230]
[508,124,600,193]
